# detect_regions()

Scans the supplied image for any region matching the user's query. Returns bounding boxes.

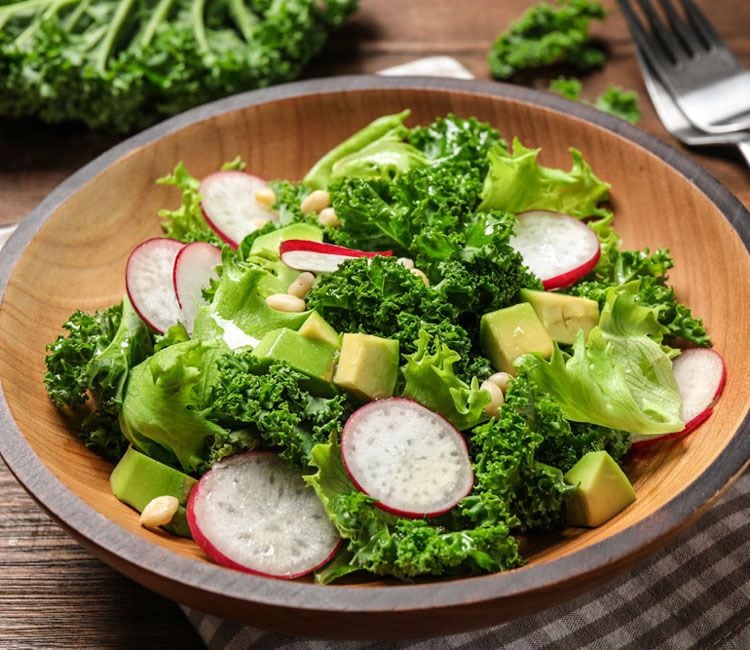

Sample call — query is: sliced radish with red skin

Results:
[341,398,474,518]
[200,171,276,248]
[173,242,222,335]
[126,238,185,333]
[631,349,726,449]
[187,452,341,579]
[279,240,393,273]
[510,210,600,290]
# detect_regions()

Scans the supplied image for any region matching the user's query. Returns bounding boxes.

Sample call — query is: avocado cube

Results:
[564,451,636,527]
[110,446,197,537]
[250,223,323,258]
[254,328,338,396]
[298,312,340,349]
[521,288,599,345]
[333,333,399,401]
[480,303,553,374]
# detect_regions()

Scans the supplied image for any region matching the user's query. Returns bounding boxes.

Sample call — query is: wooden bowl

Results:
[0,77,748,640]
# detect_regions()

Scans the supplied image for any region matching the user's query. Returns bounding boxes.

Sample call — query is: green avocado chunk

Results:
[480,302,553,374]
[564,451,636,527]
[250,223,323,258]
[299,312,340,349]
[521,288,599,345]
[254,328,338,396]
[333,333,399,401]
[110,447,197,537]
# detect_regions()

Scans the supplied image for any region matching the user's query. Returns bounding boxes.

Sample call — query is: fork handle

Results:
[737,139,750,169]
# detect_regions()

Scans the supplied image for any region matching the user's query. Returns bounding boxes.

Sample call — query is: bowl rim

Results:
[1,75,749,618]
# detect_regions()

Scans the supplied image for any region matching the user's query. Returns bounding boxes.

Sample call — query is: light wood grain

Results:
[0,0,748,643]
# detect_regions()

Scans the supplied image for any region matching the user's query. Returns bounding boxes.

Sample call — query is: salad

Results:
[44,111,725,583]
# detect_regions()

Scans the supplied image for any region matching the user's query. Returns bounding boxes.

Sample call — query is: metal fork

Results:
[618,0,750,134]
[635,49,750,166]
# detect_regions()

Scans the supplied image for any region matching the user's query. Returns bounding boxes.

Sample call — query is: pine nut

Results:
[397,257,415,269]
[266,293,306,312]
[488,372,512,393]
[254,187,276,208]
[318,207,341,227]
[300,190,330,214]
[251,217,269,231]
[411,268,429,286]
[288,272,315,299]
[480,380,505,418]
[139,496,179,529]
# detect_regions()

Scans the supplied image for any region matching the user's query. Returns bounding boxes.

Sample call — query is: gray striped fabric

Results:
[182,469,750,649]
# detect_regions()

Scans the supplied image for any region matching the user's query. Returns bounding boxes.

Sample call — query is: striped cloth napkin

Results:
[181,57,749,648]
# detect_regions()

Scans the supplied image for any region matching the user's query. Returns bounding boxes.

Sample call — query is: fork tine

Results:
[657,0,704,55]
[635,0,688,62]
[681,0,726,51]
[617,0,675,69]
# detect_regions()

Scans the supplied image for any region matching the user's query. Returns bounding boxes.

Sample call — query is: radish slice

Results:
[631,349,726,449]
[173,242,222,335]
[510,210,600,289]
[126,238,185,333]
[279,240,392,273]
[341,398,474,518]
[200,171,276,248]
[187,452,341,579]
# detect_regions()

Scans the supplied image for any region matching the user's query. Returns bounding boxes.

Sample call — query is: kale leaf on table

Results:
[0,0,358,132]
[549,77,642,124]
[488,0,606,80]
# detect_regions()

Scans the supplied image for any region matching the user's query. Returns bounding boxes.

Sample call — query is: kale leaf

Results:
[569,248,710,346]
[0,0,358,132]
[44,299,154,461]
[488,0,606,80]
[549,77,642,124]
[206,353,352,471]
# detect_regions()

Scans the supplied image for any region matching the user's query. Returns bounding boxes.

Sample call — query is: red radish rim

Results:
[172,241,222,311]
[200,171,273,250]
[630,349,726,450]
[542,246,601,290]
[340,398,474,519]
[186,451,342,580]
[125,237,185,333]
[279,239,393,260]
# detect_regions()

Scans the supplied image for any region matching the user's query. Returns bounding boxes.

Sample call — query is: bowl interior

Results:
[1,84,749,602]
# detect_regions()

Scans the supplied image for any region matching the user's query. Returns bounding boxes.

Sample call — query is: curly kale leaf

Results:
[488,0,606,80]
[0,0,358,132]
[459,372,628,532]
[549,77,642,124]
[305,256,489,379]
[594,86,641,124]
[206,353,352,470]
[44,299,154,461]
[569,248,709,346]
[305,440,522,582]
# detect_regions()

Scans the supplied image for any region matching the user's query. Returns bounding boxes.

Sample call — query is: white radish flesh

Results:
[187,452,341,579]
[173,242,222,335]
[631,348,726,449]
[341,399,474,518]
[200,172,276,248]
[126,238,185,333]
[511,210,600,289]
[279,240,392,274]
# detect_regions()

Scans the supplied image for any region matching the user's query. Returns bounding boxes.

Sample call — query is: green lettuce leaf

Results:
[521,283,684,435]
[478,140,611,218]
[401,330,490,430]
[304,110,414,189]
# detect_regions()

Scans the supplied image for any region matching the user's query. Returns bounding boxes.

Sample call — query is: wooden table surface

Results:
[0,0,747,646]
